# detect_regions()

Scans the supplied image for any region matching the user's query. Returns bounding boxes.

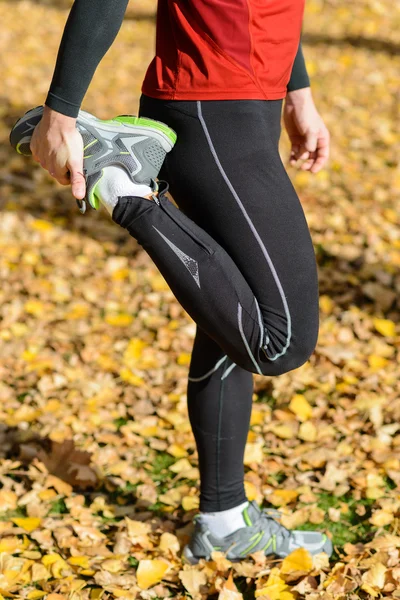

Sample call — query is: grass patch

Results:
[114,417,129,431]
[149,452,176,483]
[48,498,68,515]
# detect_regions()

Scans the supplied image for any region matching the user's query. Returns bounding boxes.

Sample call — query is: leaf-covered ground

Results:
[0,0,400,598]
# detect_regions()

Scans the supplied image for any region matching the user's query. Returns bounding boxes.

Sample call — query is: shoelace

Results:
[257,506,291,543]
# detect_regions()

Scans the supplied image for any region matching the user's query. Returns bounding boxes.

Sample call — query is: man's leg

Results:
[102,96,330,559]
[187,327,253,514]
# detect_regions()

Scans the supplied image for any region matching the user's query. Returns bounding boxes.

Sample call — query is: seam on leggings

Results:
[221,361,237,380]
[217,357,228,510]
[197,101,292,361]
[238,303,262,375]
[188,355,227,382]
[254,297,265,348]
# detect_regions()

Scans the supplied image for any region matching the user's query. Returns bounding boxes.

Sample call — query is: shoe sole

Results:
[10,106,177,156]
[182,536,333,564]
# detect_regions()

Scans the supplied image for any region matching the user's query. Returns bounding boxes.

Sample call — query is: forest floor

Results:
[0,0,400,598]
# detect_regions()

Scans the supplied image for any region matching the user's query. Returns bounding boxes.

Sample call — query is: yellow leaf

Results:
[289,394,312,421]
[101,558,124,573]
[38,489,57,501]
[0,490,18,511]
[31,562,50,582]
[250,409,264,426]
[68,556,90,569]
[123,338,147,366]
[177,352,191,366]
[319,295,334,315]
[219,571,243,599]
[360,583,379,597]
[125,518,152,548]
[373,318,396,337]
[270,424,294,439]
[64,304,89,320]
[368,355,388,370]
[281,547,313,575]
[12,405,40,423]
[255,568,292,599]
[27,592,47,599]
[30,219,53,231]
[167,443,188,458]
[46,474,73,496]
[182,495,200,511]
[268,489,299,507]
[370,510,394,527]
[244,481,258,501]
[111,268,130,280]
[169,458,192,473]
[24,300,45,316]
[244,442,264,465]
[0,536,25,553]
[159,488,182,507]
[105,313,133,327]
[159,532,180,554]
[137,559,170,589]
[42,553,63,566]
[12,517,41,532]
[298,421,317,442]
[149,273,169,291]
[119,367,145,386]
[179,569,208,596]
[362,562,387,591]
[51,559,70,578]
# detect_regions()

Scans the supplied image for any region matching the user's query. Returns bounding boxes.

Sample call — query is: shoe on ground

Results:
[9,105,176,213]
[183,500,333,564]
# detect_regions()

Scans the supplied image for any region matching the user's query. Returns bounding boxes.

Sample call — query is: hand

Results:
[283,87,330,173]
[30,105,86,200]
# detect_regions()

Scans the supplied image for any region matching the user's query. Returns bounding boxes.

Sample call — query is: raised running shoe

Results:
[9,105,176,213]
[183,500,333,564]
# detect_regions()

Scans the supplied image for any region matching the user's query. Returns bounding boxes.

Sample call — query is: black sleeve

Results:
[45,0,129,118]
[287,42,310,92]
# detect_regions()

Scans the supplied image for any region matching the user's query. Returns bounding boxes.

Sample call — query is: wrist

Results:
[43,104,77,130]
[285,87,312,108]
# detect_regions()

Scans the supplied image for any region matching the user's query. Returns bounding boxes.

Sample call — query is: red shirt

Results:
[142,0,306,101]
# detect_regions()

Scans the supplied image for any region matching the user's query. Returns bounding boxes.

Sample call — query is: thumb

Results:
[68,159,86,200]
[305,129,318,154]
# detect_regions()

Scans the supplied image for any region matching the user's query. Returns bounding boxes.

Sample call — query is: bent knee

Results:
[258,333,318,377]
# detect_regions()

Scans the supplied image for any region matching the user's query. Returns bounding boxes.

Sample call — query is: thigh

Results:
[139,96,319,356]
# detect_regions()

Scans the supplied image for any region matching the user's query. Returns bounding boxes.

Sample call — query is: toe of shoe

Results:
[291,530,333,557]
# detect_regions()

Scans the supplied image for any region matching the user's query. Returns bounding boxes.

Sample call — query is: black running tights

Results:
[112,96,319,511]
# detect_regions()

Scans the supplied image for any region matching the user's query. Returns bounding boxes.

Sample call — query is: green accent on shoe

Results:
[243,506,252,527]
[272,534,276,553]
[112,116,177,145]
[16,142,24,155]
[83,138,98,152]
[89,169,104,210]
[261,537,274,552]
[242,531,263,555]
[83,154,94,159]
[213,546,222,551]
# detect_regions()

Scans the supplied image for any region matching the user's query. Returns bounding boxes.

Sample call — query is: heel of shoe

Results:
[182,544,200,565]
[114,115,177,151]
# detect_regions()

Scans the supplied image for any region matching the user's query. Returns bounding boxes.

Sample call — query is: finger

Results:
[67,160,86,200]
[304,129,318,153]
[55,174,71,186]
[49,164,70,185]
[310,132,330,173]
[301,159,314,171]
